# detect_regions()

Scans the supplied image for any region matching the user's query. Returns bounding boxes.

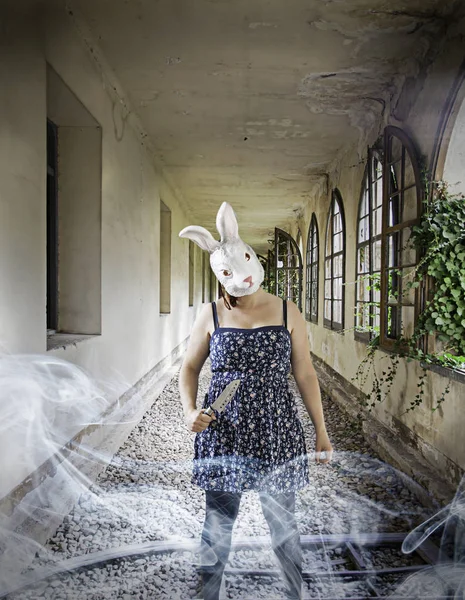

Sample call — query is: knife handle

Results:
[204,408,217,429]
[202,394,217,428]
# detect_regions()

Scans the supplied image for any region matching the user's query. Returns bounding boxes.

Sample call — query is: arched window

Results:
[380,127,422,348]
[324,191,345,330]
[355,128,423,347]
[355,150,383,341]
[305,214,319,323]
[296,228,303,259]
[274,228,303,311]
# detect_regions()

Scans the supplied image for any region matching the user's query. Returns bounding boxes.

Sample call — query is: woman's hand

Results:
[315,430,333,464]
[185,408,216,433]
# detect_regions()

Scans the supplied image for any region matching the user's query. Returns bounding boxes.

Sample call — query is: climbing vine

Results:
[353,180,465,413]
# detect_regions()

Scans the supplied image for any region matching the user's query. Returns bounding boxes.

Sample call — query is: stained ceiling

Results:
[73,0,456,252]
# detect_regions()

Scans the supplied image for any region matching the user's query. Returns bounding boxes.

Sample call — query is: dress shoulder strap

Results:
[282,298,287,329]
[211,302,219,331]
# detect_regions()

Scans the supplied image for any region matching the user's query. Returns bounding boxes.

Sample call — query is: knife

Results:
[203,379,241,428]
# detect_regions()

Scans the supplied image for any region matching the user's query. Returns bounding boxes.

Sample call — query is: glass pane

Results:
[311,282,317,307]
[356,279,365,303]
[387,233,400,268]
[334,254,343,278]
[372,239,382,271]
[333,300,342,324]
[312,244,318,263]
[311,264,318,282]
[358,215,369,242]
[358,245,369,275]
[387,268,401,306]
[333,211,342,234]
[325,258,331,279]
[362,303,371,331]
[360,190,369,218]
[401,227,417,267]
[326,218,332,254]
[404,155,416,189]
[334,232,343,253]
[373,206,382,237]
[355,302,363,329]
[400,266,416,305]
[334,277,342,300]
[324,299,331,320]
[374,168,383,208]
[356,303,366,330]
[373,306,380,333]
[324,279,331,299]
[403,185,418,222]
[391,135,403,164]
[386,304,400,339]
[312,228,318,252]
[389,194,400,227]
[363,281,370,302]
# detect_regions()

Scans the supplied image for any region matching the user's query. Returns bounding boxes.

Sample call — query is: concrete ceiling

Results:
[73,0,455,252]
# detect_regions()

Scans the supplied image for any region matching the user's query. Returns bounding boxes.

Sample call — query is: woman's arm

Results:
[179,303,216,432]
[288,301,333,463]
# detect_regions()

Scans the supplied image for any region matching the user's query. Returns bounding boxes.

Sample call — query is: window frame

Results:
[46,119,59,332]
[305,213,319,324]
[159,200,172,314]
[201,253,206,303]
[274,227,303,311]
[354,148,383,343]
[324,190,345,331]
[379,126,423,350]
[188,240,195,307]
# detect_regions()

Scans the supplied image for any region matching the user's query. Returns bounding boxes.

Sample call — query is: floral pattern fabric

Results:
[192,302,310,493]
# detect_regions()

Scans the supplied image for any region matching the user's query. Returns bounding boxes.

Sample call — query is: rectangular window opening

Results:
[160,201,172,314]
[46,65,102,348]
[188,241,195,307]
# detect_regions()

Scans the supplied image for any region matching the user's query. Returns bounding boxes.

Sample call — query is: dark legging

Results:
[199,490,303,600]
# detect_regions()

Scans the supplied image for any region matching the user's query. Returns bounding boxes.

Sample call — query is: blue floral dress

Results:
[192,299,310,493]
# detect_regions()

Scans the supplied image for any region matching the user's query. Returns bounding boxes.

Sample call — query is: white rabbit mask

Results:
[179,202,264,297]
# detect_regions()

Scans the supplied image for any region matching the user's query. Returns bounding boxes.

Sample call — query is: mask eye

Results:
[245,253,251,261]
[222,269,232,277]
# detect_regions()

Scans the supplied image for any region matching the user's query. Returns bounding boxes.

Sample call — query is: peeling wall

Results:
[296,15,465,487]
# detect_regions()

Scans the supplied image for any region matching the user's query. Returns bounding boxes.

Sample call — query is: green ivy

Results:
[411,181,465,354]
[352,181,465,413]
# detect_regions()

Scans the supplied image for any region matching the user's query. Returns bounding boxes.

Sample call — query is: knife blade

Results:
[203,379,241,425]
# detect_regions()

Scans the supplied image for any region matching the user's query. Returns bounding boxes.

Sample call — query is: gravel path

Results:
[10,362,437,599]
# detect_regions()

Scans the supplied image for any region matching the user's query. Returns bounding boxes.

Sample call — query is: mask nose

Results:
[243,276,253,285]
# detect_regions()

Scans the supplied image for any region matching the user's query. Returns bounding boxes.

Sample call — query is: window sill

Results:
[47,333,99,351]
[420,361,465,385]
[323,321,344,333]
[373,344,465,384]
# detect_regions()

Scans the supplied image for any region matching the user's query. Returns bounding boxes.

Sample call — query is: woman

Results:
[178,202,333,600]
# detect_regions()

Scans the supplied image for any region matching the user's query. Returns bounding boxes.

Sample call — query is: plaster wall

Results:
[297,25,465,486]
[0,9,46,355]
[58,125,102,334]
[0,5,202,498]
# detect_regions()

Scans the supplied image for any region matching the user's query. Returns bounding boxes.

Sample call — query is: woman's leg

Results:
[259,491,303,600]
[200,490,242,600]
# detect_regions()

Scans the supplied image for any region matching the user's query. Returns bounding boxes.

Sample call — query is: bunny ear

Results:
[216,202,239,242]
[179,225,221,253]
